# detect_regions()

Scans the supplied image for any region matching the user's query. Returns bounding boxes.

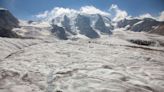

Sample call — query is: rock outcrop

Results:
[150,24,164,36]
[0,8,19,38]
[75,14,99,38]
[61,15,75,35]
[94,14,112,34]
[51,24,68,40]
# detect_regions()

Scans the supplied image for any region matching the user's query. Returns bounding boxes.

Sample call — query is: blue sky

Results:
[0,0,164,20]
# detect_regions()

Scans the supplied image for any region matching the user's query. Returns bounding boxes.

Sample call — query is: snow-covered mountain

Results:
[117,18,164,35]
[25,9,164,39]
[43,13,113,39]
[1,7,164,40]
[11,11,114,39]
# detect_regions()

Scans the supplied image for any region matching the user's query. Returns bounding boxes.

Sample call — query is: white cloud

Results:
[80,6,110,16]
[138,13,155,19]
[35,5,164,22]
[137,11,164,21]
[158,11,164,21]
[50,7,77,17]
[35,6,110,19]
[36,7,77,19]
[109,4,129,22]
[109,4,118,10]
[36,11,49,18]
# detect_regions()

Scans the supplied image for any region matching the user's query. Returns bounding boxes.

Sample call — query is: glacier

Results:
[0,7,164,92]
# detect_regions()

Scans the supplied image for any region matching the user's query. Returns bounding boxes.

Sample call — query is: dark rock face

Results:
[94,14,112,34]
[103,16,114,30]
[28,20,34,24]
[51,25,68,40]
[0,28,19,38]
[75,14,99,38]
[131,18,161,32]
[117,19,140,28]
[127,39,156,46]
[0,9,19,38]
[61,15,76,35]
[150,24,164,36]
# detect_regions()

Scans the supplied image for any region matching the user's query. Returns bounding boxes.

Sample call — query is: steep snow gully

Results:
[0,31,164,92]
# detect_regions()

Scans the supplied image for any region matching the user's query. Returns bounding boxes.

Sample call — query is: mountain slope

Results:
[51,24,68,40]
[0,8,19,38]
[41,13,113,39]
[94,14,112,34]
[75,14,100,38]
[117,18,164,35]
[150,24,164,35]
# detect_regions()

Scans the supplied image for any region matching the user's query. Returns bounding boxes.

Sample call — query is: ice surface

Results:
[0,31,164,92]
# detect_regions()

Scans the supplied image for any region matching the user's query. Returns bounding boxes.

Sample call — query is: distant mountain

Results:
[43,13,113,39]
[0,8,20,38]
[2,8,163,40]
[117,18,164,35]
